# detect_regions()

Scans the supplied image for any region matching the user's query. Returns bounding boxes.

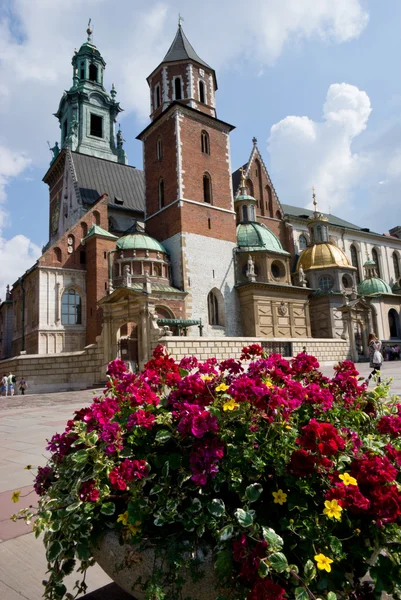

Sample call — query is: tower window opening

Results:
[201,130,210,154]
[249,205,256,221]
[159,178,165,209]
[90,114,103,138]
[80,61,85,79]
[203,173,212,204]
[199,80,206,104]
[174,77,182,100]
[89,63,98,82]
[157,136,163,160]
[208,218,211,229]
[154,84,161,109]
[242,205,249,222]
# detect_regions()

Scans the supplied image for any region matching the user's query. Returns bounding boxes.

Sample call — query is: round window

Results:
[342,274,352,289]
[318,275,334,291]
[271,261,284,280]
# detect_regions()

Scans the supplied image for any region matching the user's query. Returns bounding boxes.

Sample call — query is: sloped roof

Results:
[282,203,363,231]
[163,26,211,69]
[71,152,145,214]
[83,224,118,242]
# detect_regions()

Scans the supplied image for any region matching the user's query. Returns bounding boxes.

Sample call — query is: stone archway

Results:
[389,308,401,339]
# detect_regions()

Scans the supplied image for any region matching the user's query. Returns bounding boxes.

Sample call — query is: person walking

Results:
[18,376,27,395]
[7,372,15,396]
[0,374,7,396]
[366,332,383,386]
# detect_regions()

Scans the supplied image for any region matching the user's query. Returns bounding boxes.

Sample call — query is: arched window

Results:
[266,185,273,217]
[389,308,401,338]
[199,80,206,104]
[275,210,281,220]
[93,210,101,225]
[316,225,323,242]
[393,252,400,280]
[54,247,62,262]
[201,130,210,154]
[154,84,161,109]
[158,178,165,209]
[157,136,163,160]
[350,244,360,283]
[208,291,219,325]
[89,63,98,82]
[203,173,212,204]
[372,248,380,277]
[242,205,249,222]
[81,222,88,238]
[299,235,307,250]
[61,289,82,325]
[174,77,182,100]
[249,205,256,221]
[246,179,254,197]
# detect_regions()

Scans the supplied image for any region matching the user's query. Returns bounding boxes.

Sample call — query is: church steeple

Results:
[53,23,127,164]
[147,22,217,120]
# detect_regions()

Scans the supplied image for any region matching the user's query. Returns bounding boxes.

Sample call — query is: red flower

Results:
[189,437,224,486]
[370,484,401,523]
[297,419,345,456]
[127,409,155,430]
[377,415,401,438]
[79,480,100,502]
[385,443,401,466]
[289,449,316,476]
[248,579,287,600]
[350,454,398,486]
[240,344,264,360]
[326,483,370,513]
[291,352,319,376]
[109,459,149,490]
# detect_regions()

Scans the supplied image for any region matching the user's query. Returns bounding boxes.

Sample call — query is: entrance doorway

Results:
[388,309,401,339]
[117,322,139,371]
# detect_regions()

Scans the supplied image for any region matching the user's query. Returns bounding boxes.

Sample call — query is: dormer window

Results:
[154,84,161,109]
[174,77,182,100]
[199,80,206,104]
[89,63,98,82]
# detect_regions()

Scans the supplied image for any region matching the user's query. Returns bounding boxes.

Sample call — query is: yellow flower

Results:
[272,489,287,505]
[314,553,334,573]
[11,491,21,504]
[24,465,33,470]
[339,473,357,486]
[323,499,342,521]
[128,521,142,535]
[264,380,274,388]
[201,375,215,382]
[215,383,229,392]
[223,399,240,411]
[117,511,129,526]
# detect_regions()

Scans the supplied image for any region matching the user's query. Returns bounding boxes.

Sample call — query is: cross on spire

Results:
[87,18,93,42]
[178,13,184,27]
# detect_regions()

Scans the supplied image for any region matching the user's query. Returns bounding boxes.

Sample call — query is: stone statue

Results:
[49,141,60,164]
[246,254,256,282]
[298,265,307,287]
[143,272,152,295]
[66,116,79,147]
[122,265,131,288]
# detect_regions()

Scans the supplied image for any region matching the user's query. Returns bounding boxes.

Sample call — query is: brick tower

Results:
[137,24,240,336]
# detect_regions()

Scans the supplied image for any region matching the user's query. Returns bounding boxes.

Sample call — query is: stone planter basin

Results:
[93,530,229,600]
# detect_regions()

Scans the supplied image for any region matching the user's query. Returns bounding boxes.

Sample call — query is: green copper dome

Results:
[237,222,289,254]
[116,234,167,253]
[357,277,392,296]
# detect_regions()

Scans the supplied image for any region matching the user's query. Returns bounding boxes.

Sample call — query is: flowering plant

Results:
[16,345,401,599]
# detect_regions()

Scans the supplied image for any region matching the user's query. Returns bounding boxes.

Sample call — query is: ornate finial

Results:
[312,186,318,212]
[178,13,184,27]
[252,136,257,145]
[110,83,117,101]
[240,166,246,186]
[87,18,93,41]
[74,48,77,54]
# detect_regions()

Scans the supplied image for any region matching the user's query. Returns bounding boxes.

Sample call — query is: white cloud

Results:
[268,83,372,212]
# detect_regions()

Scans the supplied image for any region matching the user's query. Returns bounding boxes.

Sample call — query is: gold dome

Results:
[296,243,354,271]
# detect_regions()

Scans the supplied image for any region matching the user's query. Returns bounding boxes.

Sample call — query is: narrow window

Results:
[157,136,163,160]
[90,114,103,138]
[61,289,82,325]
[103,251,107,259]
[208,218,211,229]
[201,130,210,154]
[81,222,88,238]
[80,251,86,265]
[242,205,249,221]
[154,84,161,109]
[350,244,360,283]
[208,291,219,326]
[393,252,400,280]
[80,61,85,79]
[54,247,62,262]
[93,210,101,225]
[249,205,256,221]
[203,173,212,204]
[159,178,165,209]
[174,77,182,100]
[199,80,205,103]
[372,248,381,277]
[299,234,307,250]
[266,185,273,217]
[105,281,108,290]
[89,63,98,82]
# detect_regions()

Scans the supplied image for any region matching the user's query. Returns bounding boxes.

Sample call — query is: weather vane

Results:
[178,13,184,27]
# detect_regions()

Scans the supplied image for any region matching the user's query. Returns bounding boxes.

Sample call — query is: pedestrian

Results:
[394,344,400,360]
[366,332,383,386]
[7,372,15,396]
[18,376,27,395]
[0,374,7,396]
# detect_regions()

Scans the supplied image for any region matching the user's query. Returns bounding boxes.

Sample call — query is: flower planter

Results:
[93,530,228,600]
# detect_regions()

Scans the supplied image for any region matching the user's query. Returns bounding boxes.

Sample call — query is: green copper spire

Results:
[53,23,127,164]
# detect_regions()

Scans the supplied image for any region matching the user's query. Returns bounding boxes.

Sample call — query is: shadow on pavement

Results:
[79,582,136,599]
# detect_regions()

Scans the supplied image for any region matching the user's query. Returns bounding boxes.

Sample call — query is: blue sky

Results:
[0,0,400,295]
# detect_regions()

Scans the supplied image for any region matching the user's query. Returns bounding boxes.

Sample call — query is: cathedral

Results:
[1,23,401,376]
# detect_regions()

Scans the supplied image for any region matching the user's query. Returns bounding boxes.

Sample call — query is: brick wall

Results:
[0,343,105,395]
[86,234,116,344]
[155,336,351,365]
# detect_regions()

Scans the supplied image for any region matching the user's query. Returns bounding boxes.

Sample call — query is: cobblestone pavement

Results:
[1,361,400,599]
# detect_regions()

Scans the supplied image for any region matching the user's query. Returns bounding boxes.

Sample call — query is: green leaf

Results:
[295,587,310,600]
[269,552,288,573]
[218,524,234,541]
[46,540,63,562]
[304,559,316,581]
[189,498,202,513]
[329,535,342,555]
[258,559,270,578]
[100,502,115,516]
[168,453,181,470]
[207,498,225,517]
[149,484,163,495]
[245,483,263,502]
[86,431,98,445]
[162,461,169,478]
[235,508,253,527]
[327,593,337,600]
[66,502,81,512]
[155,430,172,444]
[61,559,76,576]
[76,543,91,561]
[215,550,233,579]
[71,449,89,463]
[119,448,133,458]
[262,527,283,550]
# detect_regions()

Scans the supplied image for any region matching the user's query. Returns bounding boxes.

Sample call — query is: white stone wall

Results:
[38,267,86,354]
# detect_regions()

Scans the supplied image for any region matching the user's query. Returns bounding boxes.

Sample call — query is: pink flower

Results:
[109,459,149,490]
[127,409,155,430]
[189,437,224,486]
[79,480,100,502]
